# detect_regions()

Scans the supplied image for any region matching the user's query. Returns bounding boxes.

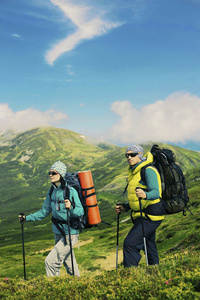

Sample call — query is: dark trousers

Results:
[123,217,162,267]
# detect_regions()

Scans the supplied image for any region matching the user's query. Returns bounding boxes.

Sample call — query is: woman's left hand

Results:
[64,199,71,209]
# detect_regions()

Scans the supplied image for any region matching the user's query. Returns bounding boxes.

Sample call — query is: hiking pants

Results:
[123,217,162,267]
[45,233,80,277]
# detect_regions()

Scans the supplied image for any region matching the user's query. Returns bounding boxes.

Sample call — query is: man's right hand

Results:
[115,204,126,214]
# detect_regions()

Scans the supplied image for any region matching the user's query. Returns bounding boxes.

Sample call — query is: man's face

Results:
[126,151,141,166]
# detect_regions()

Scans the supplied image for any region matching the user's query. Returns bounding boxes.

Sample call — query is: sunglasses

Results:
[49,171,59,176]
[125,153,138,158]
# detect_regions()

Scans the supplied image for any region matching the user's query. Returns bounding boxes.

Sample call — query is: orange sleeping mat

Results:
[78,170,101,225]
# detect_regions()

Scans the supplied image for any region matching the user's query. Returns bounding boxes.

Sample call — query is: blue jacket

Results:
[26,183,84,235]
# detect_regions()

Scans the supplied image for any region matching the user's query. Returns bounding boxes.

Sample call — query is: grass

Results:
[0,248,199,300]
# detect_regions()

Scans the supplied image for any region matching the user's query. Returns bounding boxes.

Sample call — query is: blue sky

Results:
[1,0,200,150]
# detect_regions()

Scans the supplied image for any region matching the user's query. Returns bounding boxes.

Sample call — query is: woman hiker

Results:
[19,161,84,277]
[115,145,166,267]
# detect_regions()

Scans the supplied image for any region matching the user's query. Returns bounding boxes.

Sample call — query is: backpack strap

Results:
[49,185,75,207]
[123,179,129,195]
[51,217,68,245]
[140,163,153,183]
[64,186,76,209]
[123,164,152,195]
[81,186,96,203]
[49,186,54,198]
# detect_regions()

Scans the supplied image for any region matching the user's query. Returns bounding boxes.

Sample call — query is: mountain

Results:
[0,127,118,217]
[1,126,200,218]
[0,126,200,280]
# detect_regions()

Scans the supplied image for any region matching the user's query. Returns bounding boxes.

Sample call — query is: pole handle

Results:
[19,212,25,224]
[116,203,121,214]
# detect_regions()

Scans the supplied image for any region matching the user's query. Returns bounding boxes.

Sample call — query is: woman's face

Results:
[49,170,61,186]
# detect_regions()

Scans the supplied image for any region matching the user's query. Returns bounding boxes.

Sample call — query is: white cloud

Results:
[45,0,122,65]
[0,104,69,133]
[106,92,200,144]
[11,34,21,38]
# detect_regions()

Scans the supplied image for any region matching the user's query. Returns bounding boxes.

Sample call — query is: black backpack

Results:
[141,145,192,215]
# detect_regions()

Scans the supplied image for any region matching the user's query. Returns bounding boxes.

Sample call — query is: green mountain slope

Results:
[0,126,200,280]
[1,126,199,222]
[0,127,117,217]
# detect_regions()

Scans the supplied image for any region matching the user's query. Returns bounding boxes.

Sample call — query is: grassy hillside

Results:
[1,250,200,299]
[0,126,200,297]
[0,127,117,218]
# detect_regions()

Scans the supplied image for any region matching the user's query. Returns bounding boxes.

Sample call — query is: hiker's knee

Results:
[123,236,136,252]
[123,236,129,251]
[45,255,50,267]
[45,251,55,267]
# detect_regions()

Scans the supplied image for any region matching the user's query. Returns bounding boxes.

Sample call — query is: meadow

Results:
[1,248,199,299]
[0,127,200,299]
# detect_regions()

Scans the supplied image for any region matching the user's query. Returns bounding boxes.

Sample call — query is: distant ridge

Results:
[0,126,200,218]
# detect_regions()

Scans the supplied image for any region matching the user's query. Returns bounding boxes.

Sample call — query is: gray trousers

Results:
[45,233,80,277]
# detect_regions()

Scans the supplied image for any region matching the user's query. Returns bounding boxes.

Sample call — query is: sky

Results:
[1,0,200,150]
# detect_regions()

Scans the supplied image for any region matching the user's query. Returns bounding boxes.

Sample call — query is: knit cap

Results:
[50,161,67,178]
[126,145,144,160]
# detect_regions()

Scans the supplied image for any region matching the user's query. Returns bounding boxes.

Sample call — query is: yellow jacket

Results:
[127,152,165,221]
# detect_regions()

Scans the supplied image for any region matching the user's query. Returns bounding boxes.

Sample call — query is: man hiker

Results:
[115,145,165,267]
[19,161,84,277]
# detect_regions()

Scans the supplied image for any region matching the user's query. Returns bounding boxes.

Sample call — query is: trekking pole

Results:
[116,203,120,270]
[19,213,27,280]
[136,188,149,266]
[66,208,75,276]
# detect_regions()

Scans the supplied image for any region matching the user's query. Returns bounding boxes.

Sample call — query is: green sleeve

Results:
[144,167,160,200]
[26,192,52,222]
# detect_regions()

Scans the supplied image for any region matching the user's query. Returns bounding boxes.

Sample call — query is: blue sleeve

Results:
[144,168,160,200]
[26,192,52,222]
[69,188,84,218]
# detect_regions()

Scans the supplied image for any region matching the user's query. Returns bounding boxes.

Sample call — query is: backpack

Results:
[50,172,93,232]
[65,172,93,230]
[141,144,192,215]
